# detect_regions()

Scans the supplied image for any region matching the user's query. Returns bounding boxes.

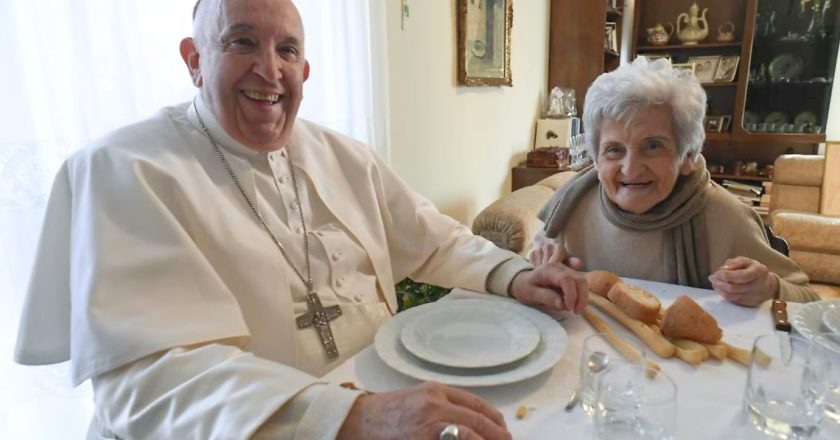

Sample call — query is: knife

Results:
[772,299,792,332]
[772,299,793,363]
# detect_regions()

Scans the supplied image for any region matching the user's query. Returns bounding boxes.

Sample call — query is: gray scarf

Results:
[538,156,712,288]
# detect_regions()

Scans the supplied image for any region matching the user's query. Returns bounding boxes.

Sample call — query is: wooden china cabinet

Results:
[629,0,839,180]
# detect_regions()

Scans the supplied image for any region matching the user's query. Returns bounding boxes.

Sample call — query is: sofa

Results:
[769,154,840,285]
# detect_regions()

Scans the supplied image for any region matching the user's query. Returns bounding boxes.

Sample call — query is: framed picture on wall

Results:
[458,0,513,87]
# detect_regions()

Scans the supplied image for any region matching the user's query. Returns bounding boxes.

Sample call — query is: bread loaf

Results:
[661,296,723,343]
[586,270,621,297]
[606,283,661,324]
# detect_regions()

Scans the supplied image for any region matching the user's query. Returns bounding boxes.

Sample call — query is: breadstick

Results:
[701,342,727,361]
[670,338,709,366]
[588,293,676,358]
[581,307,661,376]
[723,342,752,366]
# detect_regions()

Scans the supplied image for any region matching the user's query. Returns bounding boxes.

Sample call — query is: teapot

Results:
[676,2,709,45]
[717,21,735,42]
[646,22,674,46]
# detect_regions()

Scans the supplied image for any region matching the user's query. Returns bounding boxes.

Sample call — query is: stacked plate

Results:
[791,300,840,340]
[374,299,567,386]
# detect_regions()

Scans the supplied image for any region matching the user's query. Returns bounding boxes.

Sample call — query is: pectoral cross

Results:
[296,292,343,360]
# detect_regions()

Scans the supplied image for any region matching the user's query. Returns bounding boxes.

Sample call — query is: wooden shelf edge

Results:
[636,42,742,51]
[701,82,738,88]
[710,173,770,182]
[705,132,731,142]
[732,132,826,144]
[604,49,620,57]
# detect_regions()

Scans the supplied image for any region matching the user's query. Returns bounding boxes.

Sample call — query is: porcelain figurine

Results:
[646,22,674,46]
[717,21,735,42]
[676,2,709,45]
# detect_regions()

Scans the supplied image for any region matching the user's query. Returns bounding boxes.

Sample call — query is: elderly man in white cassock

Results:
[14,0,588,438]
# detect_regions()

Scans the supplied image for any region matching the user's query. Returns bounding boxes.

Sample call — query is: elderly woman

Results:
[530,58,818,306]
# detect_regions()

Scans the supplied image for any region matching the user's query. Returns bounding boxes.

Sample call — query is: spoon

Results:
[564,351,609,412]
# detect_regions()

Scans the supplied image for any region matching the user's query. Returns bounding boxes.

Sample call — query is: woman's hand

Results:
[510,261,588,314]
[708,256,779,307]
[528,242,582,268]
[337,382,511,440]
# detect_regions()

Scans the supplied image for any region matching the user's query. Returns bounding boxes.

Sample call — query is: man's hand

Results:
[337,382,511,440]
[708,256,779,307]
[510,261,588,314]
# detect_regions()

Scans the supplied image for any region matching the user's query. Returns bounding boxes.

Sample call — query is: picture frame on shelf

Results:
[714,56,740,82]
[457,0,513,87]
[672,62,697,75]
[704,116,725,132]
[638,54,672,64]
[688,55,722,83]
[720,115,732,131]
[605,22,618,53]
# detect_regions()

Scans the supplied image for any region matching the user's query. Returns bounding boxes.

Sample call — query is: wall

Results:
[385,0,550,225]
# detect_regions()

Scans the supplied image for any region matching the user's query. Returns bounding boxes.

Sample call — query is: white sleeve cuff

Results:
[486,258,534,297]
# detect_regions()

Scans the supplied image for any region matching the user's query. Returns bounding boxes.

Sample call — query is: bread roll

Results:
[606,283,661,324]
[661,296,723,343]
[586,270,621,297]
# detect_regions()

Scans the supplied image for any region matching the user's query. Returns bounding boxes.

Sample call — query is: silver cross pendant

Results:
[296,292,343,360]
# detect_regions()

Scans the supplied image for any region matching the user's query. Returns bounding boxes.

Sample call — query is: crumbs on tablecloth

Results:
[516,405,536,420]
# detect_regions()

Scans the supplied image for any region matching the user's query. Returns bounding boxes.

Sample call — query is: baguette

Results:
[581,307,661,376]
[588,293,676,358]
[702,342,727,361]
[671,338,710,366]
[586,271,621,297]
[723,342,752,366]
[606,283,661,325]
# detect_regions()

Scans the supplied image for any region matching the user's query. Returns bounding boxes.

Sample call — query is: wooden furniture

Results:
[629,0,838,172]
[548,0,623,116]
[511,166,561,191]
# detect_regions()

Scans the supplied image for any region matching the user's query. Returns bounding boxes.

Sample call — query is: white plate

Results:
[822,307,840,334]
[791,300,840,340]
[375,299,567,387]
[399,302,540,368]
[793,111,818,126]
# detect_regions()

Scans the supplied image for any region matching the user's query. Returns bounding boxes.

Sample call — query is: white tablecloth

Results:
[324,278,839,439]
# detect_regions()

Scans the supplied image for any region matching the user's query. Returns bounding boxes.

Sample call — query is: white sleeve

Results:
[91,344,362,440]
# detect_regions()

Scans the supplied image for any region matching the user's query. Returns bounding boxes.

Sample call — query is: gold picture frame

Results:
[458,0,513,87]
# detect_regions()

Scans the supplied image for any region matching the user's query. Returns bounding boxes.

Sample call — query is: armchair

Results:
[768,155,840,284]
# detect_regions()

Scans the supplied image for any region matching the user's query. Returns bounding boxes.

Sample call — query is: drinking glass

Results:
[813,333,840,425]
[594,363,676,440]
[579,333,645,417]
[744,333,832,439]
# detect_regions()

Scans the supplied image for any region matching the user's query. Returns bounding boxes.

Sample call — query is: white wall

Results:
[384,0,549,225]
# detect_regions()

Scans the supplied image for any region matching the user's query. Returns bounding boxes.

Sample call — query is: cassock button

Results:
[289,203,297,211]
[315,231,325,237]
[353,294,363,303]
[278,176,287,184]
[336,277,345,288]
[331,251,342,261]
[295,226,303,234]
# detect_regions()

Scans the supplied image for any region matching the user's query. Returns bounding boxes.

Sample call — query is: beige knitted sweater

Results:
[548,184,819,303]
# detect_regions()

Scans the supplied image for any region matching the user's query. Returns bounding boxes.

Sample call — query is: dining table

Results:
[323,278,840,439]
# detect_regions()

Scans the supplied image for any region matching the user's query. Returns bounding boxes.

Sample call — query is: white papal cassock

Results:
[15,96,532,438]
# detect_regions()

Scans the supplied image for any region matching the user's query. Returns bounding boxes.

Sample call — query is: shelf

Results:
[636,42,742,51]
[710,173,770,182]
[702,82,738,88]
[748,81,833,88]
[705,132,731,142]
[734,132,826,144]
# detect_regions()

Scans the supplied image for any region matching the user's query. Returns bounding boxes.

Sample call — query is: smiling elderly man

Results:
[14,0,587,438]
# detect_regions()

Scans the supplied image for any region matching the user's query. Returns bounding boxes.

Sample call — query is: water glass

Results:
[813,333,840,425]
[580,333,645,417]
[594,364,676,440]
[744,333,833,439]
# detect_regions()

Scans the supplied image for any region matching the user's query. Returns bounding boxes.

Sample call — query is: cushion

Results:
[770,210,840,254]
[788,250,840,285]
[472,185,554,255]
[535,170,578,191]
[773,155,825,186]
[771,184,821,213]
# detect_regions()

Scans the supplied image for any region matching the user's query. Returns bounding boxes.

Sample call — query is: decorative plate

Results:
[374,299,567,387]
[764,111,789,124]
[399,302,541,369]
[823,307,840,334]
[794,111,818,126]
[743,111,760,124]
[768,53,804,82]
[791,300,840,340]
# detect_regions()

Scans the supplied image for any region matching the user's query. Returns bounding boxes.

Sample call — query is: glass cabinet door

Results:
[742,0,839,136]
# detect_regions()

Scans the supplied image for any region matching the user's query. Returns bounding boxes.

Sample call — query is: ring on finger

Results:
[439,424,459,440]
